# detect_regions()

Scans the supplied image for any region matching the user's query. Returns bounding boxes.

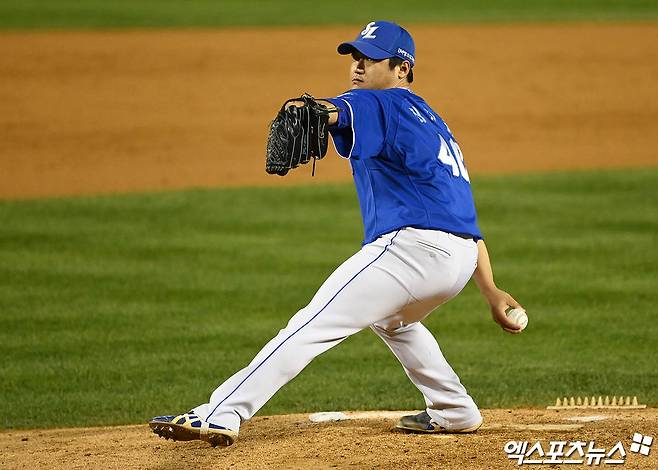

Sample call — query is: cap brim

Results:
[337,41,393,60]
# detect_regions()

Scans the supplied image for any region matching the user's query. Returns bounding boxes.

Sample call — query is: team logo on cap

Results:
[360,22,379,39]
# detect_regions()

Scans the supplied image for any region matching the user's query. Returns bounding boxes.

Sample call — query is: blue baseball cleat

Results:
[149,413,238,447]
[396,411,483,434]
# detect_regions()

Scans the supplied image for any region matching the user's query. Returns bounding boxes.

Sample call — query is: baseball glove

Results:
[265,94,335,176]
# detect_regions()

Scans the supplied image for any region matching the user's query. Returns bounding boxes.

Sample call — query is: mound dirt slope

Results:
[1,409,657,469]
[1,23,657,199]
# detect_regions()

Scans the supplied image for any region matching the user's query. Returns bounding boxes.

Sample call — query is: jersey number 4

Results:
[437,135,470,182]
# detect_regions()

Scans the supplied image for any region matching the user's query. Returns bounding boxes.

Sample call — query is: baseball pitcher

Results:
[150,20,525,447]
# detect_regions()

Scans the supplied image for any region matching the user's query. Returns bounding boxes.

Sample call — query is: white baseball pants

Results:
[193,227,481,432]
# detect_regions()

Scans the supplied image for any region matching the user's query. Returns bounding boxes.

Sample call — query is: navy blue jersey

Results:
[326,88,482,245]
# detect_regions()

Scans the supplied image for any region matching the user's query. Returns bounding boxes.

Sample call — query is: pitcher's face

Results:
[349,51,401,90]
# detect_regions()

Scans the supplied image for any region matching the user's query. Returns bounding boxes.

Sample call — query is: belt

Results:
[450,232,475,241]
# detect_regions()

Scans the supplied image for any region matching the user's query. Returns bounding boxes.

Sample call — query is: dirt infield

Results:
[1,409,656,469]
[1,23,657,199]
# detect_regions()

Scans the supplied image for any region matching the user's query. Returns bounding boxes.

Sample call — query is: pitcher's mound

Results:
[1,408,656,469]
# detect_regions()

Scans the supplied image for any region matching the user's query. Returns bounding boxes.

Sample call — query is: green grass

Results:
[0,0,657,30]
[1,168,657,429]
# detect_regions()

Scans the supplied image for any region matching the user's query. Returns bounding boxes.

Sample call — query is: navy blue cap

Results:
[338,21,415,66]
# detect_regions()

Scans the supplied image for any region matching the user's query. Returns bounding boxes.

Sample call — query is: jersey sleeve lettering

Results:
[325,90,387,159]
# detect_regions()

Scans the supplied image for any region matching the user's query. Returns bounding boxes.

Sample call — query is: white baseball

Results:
[506,307,528,330]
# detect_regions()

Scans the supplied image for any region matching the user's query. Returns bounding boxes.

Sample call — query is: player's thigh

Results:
[287,239,413,333]
[374,295,439,331]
